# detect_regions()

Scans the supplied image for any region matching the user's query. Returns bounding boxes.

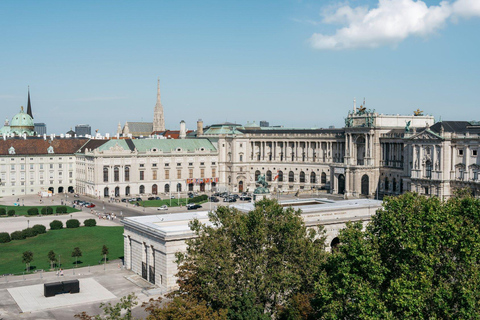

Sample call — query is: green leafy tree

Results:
[173,199,326,318]
[74,293,138,320]
[101,245,109,264]
[48,250,57,269]
[143,296,228,320]
[312,191,480,319]
[22,251,34,272]
[72,247,82,266]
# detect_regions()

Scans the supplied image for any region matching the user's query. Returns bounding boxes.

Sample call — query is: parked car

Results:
[121,198,128,202]
[136,197,142,202]
[209,196,219,202]
[170,195,175,199]
[187,204,202,210]
[240,196,252,201]
[148,197,155,200]
[157,205,168,211]
[223,198,236,203]
[155,196,161,200]
[74,194,80,198]
[86,203,96,208]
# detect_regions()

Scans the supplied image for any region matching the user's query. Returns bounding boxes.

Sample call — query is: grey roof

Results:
[430,121,471,134]
[96,138,217,153]
[126,122,153,135]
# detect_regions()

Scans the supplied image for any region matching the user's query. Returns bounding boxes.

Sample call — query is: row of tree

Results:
[22,245,109,272]
[78,191,480,319]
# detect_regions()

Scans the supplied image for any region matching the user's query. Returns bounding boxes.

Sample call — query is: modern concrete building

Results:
[123,198,383,292]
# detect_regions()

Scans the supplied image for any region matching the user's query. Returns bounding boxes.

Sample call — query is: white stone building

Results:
[75,138,219,198]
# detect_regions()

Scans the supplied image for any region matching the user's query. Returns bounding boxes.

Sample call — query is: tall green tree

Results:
[101,245,109,264]
[174,199,326,318]
[312,191,480,319]
[72,247,82,266]
[22,251,34,272]
[47,250,57,270]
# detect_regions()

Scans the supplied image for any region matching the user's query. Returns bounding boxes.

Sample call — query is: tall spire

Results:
[27,86,33,119]
[153,77,165,132]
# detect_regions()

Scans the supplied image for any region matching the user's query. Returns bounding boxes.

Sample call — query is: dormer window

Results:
[47,146,54,154]
[152,148,158,152]
[176,147,182,152]
[8,147,15,155]
[200,147,205,151]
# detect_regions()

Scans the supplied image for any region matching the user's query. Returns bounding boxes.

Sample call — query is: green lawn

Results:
[139,198,207,207]
[0,226,124,275]
[0,205,80,217]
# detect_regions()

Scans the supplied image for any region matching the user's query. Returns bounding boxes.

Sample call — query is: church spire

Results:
[27,86,33,119]
[153,78,165,132]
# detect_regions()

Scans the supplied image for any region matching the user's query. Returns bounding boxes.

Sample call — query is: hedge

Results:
[41,207,54,215]
[0,208,6,216]
[32,224,47,234]
[0,232,11,243]
[27,207,39,216]
[56,206,68,214]
[22,228,38,238]
[7,209,15,217]
[84,219,96,227]
[10,230,26,240]
[49,220,63,230]
[191,194,208,203]
[66,219,80,228]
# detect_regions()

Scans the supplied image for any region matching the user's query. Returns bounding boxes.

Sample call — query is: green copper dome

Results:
[10,107,34,128]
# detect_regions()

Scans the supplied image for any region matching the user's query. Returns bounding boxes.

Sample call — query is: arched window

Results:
[125,186,130,196]
[299,171,305,183]
[177,183,182,192]
[266,170,272,181]
[361,174,369,196]
[278,171,283,182]
[255,170,261,182]
[152,184,158,195]
[139,185,145,194]
[310,172,316,184]
[125,166,130,182]
[104,187,109,197]
[331,237,340,251]
[164,184,170,193]
[393,178,397,192]
[288,171,294,183]
[103,166,108,182]
[321,172,327,184]
[115,186,120,197]
[114,166,119,182]
[338,174,345,194]
[384,177,389,191]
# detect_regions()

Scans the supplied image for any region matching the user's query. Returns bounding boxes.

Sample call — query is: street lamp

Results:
[27,219,29,228]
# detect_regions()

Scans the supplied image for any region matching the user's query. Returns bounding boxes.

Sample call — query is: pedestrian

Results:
[60,269,64,276]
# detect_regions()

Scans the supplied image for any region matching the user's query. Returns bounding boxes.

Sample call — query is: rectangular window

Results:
[103,166,109,182]
[153,171,157,180]
[458,149,464,156]
[188,162,193,166]
[21,172,25,180]
[201,169,205,178]
[212,168,216,177]
[69,172,73,178]
[30,164,34,170]
[125,166,130,181]
[177,163,181,167]
[140,171,144,180]
[40,164,44,170]
[177,170,182,179]
[152,163,157,167]
[165,170,169,179]
[189,169,193,179]
[200,162,205,166]
[59,164,62,169]
[140,164,145,168]
[50,164,54,169]
[20,164,25,170]
[473,149,478,156]
[11,165,14,170]
[212,161,216,165]
[165,163,169,167]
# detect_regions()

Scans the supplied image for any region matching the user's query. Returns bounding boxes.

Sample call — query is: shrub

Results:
[0,207,6,216]
[191,194,208,203]
[41,207,53,215]
[7,209,15,216]
[56,206,67,214]
[11,230,26,240]
[66,219,80,228]
[32,224,47,234]
[0,232,11,243]
[84,219,96,227]
[22,228,38,238]
[27,207,39,216]
[49,220,63,230]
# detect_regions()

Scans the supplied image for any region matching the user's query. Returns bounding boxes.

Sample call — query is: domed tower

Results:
[10,106,35,136]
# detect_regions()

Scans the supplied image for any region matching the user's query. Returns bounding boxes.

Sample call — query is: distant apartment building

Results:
[75,124,91,136]
[34,123,47,135]
[260,120,269,127]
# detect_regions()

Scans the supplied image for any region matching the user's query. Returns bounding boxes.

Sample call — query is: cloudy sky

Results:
[0,0,479,134]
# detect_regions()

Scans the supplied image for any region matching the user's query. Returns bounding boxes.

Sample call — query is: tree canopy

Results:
[173,198,326,318]
[313,191,480,319]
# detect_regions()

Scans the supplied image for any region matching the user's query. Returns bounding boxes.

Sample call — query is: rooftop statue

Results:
[414,108,424,116]
[405,120,411,133]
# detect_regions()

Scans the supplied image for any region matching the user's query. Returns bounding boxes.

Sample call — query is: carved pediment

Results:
[108,142,125,152]
[409,129,442,141]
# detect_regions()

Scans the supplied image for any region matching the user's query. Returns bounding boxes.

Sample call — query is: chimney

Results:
[180,120,186,139]
[197,119,203,136]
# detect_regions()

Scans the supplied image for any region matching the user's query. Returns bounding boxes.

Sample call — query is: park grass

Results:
[0,205,80,217]
[0,226,124,275]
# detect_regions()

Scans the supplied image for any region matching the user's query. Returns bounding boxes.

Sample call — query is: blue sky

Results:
[0,0,479,134]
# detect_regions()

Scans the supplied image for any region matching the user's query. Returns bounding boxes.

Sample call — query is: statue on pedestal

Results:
[253,174,270,194]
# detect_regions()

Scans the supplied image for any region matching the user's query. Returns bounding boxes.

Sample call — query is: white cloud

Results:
[310,0,480,50]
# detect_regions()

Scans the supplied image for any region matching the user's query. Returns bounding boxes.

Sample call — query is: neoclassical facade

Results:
[75,138,219,198]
